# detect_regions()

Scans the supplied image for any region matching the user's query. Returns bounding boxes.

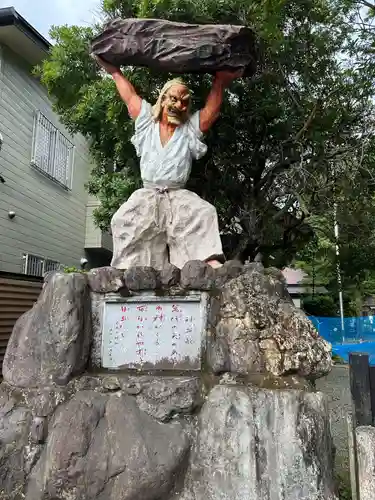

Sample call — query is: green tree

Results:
[296,177,375,316]
[302,295,337,317]
[37,0,374,264]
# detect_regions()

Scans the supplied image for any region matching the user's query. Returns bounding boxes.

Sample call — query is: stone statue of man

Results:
[96,56,242,270]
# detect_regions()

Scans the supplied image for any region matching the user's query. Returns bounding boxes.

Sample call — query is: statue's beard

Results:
[165,105,187,125]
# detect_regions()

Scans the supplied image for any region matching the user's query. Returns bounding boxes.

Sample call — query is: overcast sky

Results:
[0,1,101,40]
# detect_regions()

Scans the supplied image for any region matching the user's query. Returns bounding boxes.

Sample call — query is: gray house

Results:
[282,267,328,309]
[0,7,112,277]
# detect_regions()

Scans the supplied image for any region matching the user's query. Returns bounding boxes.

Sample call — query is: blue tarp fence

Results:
[309,316,375,365]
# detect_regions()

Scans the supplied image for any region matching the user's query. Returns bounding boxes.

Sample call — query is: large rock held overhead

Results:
[91,18,260,77]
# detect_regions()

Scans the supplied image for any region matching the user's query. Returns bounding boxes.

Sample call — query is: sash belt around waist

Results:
[143,181,185,193]
[142,182,185,225]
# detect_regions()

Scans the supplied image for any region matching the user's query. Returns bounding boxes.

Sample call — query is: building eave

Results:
[0,7,51,65]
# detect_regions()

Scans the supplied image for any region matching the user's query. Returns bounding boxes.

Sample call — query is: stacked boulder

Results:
[0,261,336,500]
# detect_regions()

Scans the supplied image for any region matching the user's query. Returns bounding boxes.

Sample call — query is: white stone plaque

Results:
[101,295,205,370]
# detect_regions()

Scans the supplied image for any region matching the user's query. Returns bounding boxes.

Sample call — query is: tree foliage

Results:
[37,0,375,266]
[302,295,337,317]
[296,194,375,316]
[289,0,375,316]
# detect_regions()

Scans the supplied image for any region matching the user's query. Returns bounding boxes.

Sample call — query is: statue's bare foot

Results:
[207,260,223,269]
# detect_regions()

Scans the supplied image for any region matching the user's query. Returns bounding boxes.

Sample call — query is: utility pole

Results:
[334,202,345,341]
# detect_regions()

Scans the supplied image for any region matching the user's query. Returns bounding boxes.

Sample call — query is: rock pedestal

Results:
[88,262,331,378]
[0,261,337,500]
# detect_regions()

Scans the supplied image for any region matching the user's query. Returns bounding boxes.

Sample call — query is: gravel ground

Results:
[316,365,352,476]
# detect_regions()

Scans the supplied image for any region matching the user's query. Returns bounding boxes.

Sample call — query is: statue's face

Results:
[161,84,190,125]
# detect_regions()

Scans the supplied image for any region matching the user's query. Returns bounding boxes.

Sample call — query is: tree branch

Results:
[294,99,321,142]
[271,197,298,222]
[257,144,353,195]
[257,152,308,192]
[359,0,375,10]
[277,62,303,111]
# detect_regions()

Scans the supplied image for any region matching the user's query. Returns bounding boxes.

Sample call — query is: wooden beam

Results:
[369,365,375,425]
[349,353,372,426]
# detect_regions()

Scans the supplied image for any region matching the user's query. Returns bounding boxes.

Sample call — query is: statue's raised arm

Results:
[95,56,142,119]
[199,70,243,133]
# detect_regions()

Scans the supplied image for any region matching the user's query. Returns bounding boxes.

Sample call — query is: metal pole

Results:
[334,202,345,341]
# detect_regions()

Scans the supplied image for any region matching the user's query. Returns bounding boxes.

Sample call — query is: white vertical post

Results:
[334,202,345,342]
[23,254,29,275]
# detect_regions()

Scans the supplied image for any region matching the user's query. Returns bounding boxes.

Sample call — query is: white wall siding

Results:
[0,45,92,273]
[85,196,113,252]
[85,199,103,249]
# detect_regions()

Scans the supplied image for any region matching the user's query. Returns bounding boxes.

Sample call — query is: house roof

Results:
[281,267,307,286]
[282,267,328,296]
[0,7,51,65]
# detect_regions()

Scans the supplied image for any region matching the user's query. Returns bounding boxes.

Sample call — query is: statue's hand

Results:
[94,55,121,75]
[215,69,244,85]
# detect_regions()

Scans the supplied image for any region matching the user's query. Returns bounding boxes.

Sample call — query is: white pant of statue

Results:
[110,187,224,270]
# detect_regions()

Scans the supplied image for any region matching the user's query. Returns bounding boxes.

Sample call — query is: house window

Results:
[22,254,61,277]
[31,112,74,189]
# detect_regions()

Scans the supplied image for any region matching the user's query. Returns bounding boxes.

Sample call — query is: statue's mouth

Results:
[167,106,183,118]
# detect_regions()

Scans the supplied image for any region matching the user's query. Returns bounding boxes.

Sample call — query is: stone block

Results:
[178,386,337,500]
[124,266,161,291]
[26,391,189,500]
[180,260,216,290]
[208,268,332,379]
[159,263,181,287]
[87,266,125,293]
[356,426,375,500]
[3,273,92,388]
